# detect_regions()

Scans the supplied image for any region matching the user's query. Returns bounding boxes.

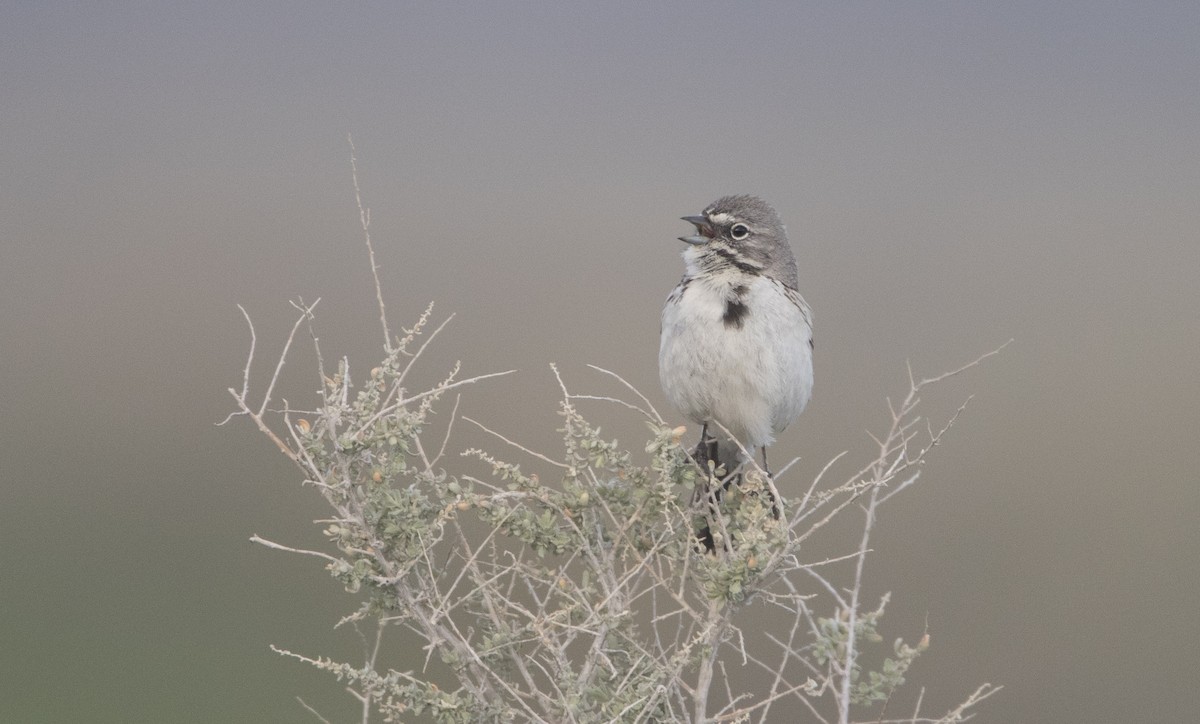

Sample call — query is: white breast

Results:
[659,273,813,462]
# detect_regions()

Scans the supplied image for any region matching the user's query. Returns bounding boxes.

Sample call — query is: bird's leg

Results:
[760,446,782,521]
[690,423,712,468]
[690,424,717,508]
[692,423,725,554]
[707,426,737,495]
[704,424,719,470]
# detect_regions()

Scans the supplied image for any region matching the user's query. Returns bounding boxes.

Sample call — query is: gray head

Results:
[679,195,799,288]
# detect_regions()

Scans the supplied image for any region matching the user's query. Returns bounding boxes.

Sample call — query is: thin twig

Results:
[250,534,341,565]
[348,134,390,350]
[462,416,570,469]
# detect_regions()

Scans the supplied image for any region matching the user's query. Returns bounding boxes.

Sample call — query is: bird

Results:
[658,195,813,547]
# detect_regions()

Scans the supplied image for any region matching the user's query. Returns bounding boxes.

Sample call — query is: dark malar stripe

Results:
[711,247,762,275]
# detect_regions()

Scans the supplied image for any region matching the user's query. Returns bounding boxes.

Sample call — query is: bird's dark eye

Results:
[730,223,750,240]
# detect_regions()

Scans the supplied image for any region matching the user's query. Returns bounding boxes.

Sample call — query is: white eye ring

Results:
[730,223,750,240]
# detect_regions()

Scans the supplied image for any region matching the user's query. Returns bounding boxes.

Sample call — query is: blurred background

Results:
[2,2,1197,722]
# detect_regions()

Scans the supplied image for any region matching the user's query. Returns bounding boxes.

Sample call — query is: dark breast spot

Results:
[723,285,750,329]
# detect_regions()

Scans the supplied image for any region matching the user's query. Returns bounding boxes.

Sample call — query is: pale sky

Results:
[2,3,1197,722]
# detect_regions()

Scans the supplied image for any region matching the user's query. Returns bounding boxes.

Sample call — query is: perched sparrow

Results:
[659,195,813,542]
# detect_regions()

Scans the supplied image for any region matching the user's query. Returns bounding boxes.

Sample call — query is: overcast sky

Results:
[2,3,1198,722]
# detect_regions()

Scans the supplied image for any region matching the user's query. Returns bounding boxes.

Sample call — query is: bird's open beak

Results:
[678,215,711,245]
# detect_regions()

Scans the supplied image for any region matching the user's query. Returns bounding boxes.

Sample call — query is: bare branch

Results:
[915,339,1012,390]
[348,134,390,350]
[250,535,341,565]
[584,364,665,423]
[462,416,570,469]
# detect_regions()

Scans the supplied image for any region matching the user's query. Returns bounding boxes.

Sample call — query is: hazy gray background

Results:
[2,2,1197,722]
